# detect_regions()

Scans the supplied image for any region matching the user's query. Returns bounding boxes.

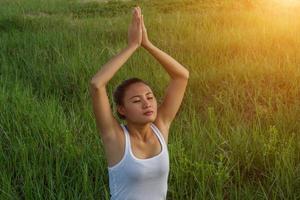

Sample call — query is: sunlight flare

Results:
[273,0,300,7]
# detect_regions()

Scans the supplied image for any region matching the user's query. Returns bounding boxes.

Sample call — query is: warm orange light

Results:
[273,0,300,7]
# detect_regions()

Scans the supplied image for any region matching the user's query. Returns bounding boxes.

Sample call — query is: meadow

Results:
[1,0,300,199]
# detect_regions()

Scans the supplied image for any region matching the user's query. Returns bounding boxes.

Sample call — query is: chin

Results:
[146,115,157,123]
[147,118,156,123]
[139,115,156,124]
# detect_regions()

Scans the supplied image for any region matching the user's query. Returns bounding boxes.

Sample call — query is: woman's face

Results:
[118,82,157,124]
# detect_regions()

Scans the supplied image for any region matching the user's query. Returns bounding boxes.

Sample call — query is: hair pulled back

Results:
[113,77,150,120]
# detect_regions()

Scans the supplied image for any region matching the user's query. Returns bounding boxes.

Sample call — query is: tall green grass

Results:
[1,0,300,199]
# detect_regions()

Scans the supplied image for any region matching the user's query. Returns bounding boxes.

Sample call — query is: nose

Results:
[142,99,151,108]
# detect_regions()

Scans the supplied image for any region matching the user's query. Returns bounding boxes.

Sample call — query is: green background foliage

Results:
[1,0,300,199]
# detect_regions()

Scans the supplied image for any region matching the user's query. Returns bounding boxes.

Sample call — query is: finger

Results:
[136,10,141,21]
[132,8,138,23]
[141,15,146,30]
[136,16,141,27]
[131,8,135,19]
[132,7,137,16]
[135,9,139,19]
[139,7,142,18]
[133,16,141,26]
[141,15,144,27]
[137,6,141,17]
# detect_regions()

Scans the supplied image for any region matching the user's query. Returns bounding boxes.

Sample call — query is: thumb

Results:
[138,16,142,28]
[141,15,146,29]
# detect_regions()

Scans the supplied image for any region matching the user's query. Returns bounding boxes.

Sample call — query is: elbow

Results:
[90,79,99,90]
[90,72,109,88]
[90,82,99,91]
[185,70,189,79]
[90,78,105,90]
[173,69,189,81]
[180,69,189,80]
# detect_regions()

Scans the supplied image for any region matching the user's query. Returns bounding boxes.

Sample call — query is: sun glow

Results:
[273,0,300,7]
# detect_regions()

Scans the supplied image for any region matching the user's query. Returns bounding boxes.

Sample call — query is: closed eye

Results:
[132,97,153,103]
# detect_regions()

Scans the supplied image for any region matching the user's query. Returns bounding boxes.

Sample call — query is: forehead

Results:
[125,82,153,98]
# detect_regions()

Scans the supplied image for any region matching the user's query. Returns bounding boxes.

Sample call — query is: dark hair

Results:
[113,77,150,120]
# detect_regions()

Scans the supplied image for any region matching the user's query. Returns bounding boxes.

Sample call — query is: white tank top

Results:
[107,123,169,200]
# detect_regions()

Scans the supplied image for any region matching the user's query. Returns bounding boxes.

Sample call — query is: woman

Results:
[90,6,189,200]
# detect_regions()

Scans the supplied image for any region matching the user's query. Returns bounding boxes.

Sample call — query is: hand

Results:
[141,13,152,48]
[127,7,142,49]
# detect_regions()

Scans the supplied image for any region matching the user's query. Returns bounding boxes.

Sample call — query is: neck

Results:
[125,122,153,142]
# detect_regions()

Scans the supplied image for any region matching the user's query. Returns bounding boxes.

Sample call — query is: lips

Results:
[143,111,154,116]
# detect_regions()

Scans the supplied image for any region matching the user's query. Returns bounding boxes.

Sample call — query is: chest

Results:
[129,134,163,159]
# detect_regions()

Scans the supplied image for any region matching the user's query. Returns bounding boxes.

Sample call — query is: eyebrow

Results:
[129,92,153,100]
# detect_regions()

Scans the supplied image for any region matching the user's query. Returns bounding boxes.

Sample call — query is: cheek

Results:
[126,104,140,113]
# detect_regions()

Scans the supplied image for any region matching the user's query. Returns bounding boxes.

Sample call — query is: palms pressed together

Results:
[128,6,151,49]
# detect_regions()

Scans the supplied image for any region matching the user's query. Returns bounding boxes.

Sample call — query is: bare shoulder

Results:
[101,123,126,168]
[153,116,170,144]
[101,123,124,143]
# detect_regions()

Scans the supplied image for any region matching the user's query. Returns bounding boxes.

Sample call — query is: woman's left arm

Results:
[141,14,189,130]
[145,43,189,127]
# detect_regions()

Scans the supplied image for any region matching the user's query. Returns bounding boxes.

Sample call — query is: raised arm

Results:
[140,13,189,131]
[90,7,142,139]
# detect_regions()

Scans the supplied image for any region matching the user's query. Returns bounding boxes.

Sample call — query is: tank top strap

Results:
[122,123,166,147]
[120,124,130,155]
[150,123,167,147]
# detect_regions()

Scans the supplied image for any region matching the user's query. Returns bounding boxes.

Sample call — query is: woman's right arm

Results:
[90,45,137,139]
[90,6,142,140]
[90,45,138,88]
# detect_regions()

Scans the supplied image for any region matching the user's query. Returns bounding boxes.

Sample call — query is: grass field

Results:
[1,0,300,199]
